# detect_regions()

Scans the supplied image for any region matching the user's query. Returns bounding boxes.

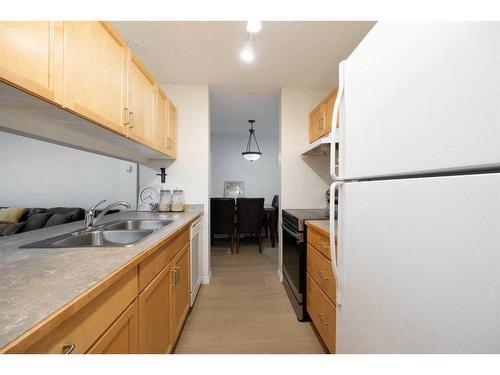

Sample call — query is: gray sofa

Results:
[0,207,118,236]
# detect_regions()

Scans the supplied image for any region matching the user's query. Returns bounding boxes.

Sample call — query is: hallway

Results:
[174,238,326,353]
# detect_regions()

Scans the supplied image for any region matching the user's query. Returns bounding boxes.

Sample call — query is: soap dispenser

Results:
[157,168,171,212]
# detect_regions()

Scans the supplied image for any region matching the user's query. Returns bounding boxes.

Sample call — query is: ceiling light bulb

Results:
[246,21,262,33]
[240,42,255,63]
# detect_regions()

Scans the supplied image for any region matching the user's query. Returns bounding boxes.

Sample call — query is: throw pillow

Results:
[0,208,27,224]
[23,213,53,232]
[1,222,26,236]
[44,213,74,228]
[0,223,10,235]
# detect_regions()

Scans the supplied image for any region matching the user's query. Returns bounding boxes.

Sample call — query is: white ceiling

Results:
[113,21,375,91]
[113,21,375,136]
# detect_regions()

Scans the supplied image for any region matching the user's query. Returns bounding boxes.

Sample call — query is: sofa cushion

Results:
[1,222,26,236]
[0,223,11,235]
[0,208,27,224]
[23,213,52,232]
[45,207,85,222]
[44,213,75,228]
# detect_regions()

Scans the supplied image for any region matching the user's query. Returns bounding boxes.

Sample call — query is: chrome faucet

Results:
[85,200,131,230]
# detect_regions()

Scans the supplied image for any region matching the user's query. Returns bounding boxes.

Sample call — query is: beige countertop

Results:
[0,210,203,349]
[305,220,330,237]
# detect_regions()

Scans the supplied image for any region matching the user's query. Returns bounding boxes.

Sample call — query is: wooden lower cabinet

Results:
[0,222,195,354]
[171,243,190,343]
[306,273,336,353]
[308,225,331,259]
[305,222,336,353]
[87,299,139,354]
[138,262,174,354]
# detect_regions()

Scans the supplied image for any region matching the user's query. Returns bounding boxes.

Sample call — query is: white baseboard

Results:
[200,271,212,284]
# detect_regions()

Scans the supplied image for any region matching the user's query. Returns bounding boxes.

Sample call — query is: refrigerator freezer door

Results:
[336,173,500,353]
[339,22,500,180]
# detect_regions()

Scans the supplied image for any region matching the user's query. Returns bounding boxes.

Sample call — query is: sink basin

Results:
[49,230,153,248]
[20,219,174,248]
[101,219,173,231]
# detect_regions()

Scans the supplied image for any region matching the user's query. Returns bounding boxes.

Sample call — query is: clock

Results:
[138,185,159,212]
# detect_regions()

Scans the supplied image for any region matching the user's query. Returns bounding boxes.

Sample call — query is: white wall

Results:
[210,134,279,204]
[0,131,137,209]
[279,88,333,279]
[139,84,211,281]
[280,88,332,210]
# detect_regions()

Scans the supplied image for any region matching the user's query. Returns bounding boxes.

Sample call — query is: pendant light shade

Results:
[242,120,262,161]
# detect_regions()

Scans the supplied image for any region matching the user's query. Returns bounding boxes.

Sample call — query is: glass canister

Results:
[158,189,172,212]
[171,189,185,212]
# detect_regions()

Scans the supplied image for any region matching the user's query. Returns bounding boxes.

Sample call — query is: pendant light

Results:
[242,120,262,161]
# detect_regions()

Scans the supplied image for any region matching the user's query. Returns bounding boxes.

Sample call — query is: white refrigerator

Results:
[328,22,500,353]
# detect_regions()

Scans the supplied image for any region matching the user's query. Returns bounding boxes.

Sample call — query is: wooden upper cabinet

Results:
[167,101,177,158]
[62,21,127,135]
[0,21,177,158]
[138,262,173,354]
[87,299,139,354]
[154,87,168,155]
[309,102,326,143]
[324,87,338,132]
[0,21,63,103]
[309,87,338,143]
[171,243,190,343]
[127,54,156,148]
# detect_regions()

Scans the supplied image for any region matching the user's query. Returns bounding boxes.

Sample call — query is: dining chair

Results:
[210,198,236,253]
[271,194,279,243]
[262,194,279,240]
[236,198,265,254]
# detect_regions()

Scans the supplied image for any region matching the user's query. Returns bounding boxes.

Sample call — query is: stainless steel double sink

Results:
[21,219,174,249]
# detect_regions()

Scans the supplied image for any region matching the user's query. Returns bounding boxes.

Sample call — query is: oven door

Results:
[281,223,305,305]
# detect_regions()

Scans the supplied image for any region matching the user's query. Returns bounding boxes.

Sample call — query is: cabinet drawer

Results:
[306,273,336,353]
[139,227,189,291]
[22,268,138,354]
[307,244,336,303]
[307,226,331,259]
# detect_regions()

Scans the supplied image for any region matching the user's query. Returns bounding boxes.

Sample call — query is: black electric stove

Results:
[281,208,329,321]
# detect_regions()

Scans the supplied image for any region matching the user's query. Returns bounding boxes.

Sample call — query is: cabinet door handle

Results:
[129,111,135,128]
[123,107,130,126]
[318,313,330,326]
[320,240,329,249]
[171,269,177,287]
[62,343,75,354]
[318,271,329,280]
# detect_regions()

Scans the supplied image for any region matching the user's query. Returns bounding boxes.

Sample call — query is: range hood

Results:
[301,133,331,156]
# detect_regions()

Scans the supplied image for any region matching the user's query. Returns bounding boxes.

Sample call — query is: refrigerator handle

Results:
[330,181,343,307]
[331,60,345,181]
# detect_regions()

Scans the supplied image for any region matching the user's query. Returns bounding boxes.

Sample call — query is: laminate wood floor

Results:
[174,237,327,354]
